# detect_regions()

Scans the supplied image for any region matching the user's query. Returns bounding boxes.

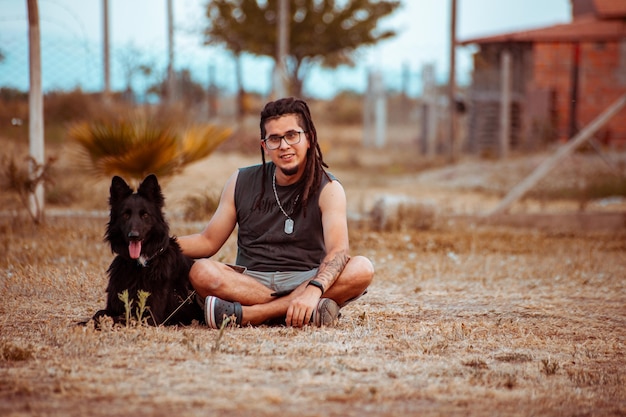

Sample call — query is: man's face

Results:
[262,114,310,180]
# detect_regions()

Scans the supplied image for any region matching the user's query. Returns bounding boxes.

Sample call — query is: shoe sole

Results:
[205,296,242,329]
[205,296,218,329]
[315,298,340,327]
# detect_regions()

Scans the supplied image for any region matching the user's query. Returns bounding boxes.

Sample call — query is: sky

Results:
[0,0,571,98]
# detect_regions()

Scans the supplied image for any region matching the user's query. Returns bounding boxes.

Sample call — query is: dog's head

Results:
[106,174,170,260]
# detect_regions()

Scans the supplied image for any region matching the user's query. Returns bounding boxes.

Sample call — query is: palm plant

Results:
[68,114,231,182]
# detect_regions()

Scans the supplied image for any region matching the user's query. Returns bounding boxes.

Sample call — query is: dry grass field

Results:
[1,133,625,416]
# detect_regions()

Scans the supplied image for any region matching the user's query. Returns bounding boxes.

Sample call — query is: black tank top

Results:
[234,162,335,272]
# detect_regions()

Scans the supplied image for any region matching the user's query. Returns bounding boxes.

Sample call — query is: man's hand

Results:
[285,285,322,327]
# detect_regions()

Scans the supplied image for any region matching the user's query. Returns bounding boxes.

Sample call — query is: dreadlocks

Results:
[257,97,330,216]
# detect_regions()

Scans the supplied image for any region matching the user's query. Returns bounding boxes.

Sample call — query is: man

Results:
[178,97,374,328]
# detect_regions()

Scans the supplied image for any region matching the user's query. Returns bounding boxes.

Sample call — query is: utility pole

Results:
[27,0,44,223]
[103,0,110,97]
[166,0,175,103]
[274,0,289,98]
[447,0,457,162]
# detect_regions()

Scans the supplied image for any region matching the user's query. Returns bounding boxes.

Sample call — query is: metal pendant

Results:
[284,218,294,234]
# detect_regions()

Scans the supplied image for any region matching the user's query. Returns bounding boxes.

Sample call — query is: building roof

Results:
[593,0,626,19]
[459,0,626,46]
[459,15,626,45]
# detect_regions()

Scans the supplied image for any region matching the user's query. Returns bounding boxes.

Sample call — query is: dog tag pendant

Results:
[284,218,294,234]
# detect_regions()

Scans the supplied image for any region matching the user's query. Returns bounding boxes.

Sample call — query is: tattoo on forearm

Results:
[315,251,350,291]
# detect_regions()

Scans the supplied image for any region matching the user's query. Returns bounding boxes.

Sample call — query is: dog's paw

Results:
[92,310,116,330]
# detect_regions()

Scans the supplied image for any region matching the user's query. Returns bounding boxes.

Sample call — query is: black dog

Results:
[92,174,204,326]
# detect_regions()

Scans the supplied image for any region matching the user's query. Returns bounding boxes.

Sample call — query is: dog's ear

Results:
[137,174,164,207]
[109,176,133,206]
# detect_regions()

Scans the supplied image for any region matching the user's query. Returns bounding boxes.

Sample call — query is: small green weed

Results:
[135,290,151,324]
[212,316,235,352]
[118,289,152,327]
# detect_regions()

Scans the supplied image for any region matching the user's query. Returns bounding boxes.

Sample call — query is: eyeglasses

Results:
[263,130,305,150]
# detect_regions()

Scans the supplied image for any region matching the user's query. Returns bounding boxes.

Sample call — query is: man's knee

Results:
[350,255,375,285]
[190,259,224,295]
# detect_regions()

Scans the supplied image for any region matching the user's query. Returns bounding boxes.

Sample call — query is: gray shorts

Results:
[227,264,368,308]
[231,265,318,293]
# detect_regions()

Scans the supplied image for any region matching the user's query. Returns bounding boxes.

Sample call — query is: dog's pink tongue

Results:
[129,241,142,259]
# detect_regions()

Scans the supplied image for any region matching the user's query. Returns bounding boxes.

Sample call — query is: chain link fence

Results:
[0,2,440,152]
[0,5,425,99]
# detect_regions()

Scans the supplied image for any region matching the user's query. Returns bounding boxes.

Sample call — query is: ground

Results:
[1,140,625,416]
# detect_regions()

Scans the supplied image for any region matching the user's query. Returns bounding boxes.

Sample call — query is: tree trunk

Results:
[292,58,305,98]
[235,51,245,120]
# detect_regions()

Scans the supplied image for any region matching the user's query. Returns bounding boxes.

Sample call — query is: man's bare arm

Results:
[312,250,350,292]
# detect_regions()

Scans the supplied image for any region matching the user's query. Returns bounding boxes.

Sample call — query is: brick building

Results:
[460,0,626,154]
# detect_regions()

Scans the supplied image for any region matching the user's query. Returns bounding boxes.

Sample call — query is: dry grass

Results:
[1,135,625,416]
[2,215,625,416]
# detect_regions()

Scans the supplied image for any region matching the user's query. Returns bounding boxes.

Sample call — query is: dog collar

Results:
[137,247,164,267]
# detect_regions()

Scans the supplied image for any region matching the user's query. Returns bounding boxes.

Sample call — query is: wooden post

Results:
[27,0,44,223]
[422,64,437,157]
[447,0,457,162]
[568,42,581,138]
[402,62,410,123]
[489,93,626,216]
[499,49,512,158]
[363,70,386,148]
[373,71,387,148]
[363,71,373,147]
